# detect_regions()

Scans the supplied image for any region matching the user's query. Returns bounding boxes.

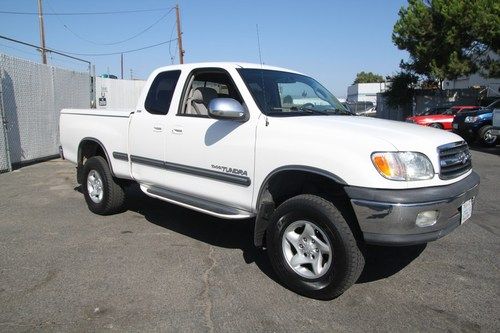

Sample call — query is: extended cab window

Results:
[179,70,243,117]
[145,70,181,115]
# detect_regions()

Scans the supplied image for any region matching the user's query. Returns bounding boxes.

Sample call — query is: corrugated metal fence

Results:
[0,54,90,172]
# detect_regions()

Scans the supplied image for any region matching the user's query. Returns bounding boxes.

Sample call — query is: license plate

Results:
[461,199,473,224]
[453,123,458,129]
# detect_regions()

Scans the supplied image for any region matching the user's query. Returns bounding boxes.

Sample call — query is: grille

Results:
[438,141,472,180]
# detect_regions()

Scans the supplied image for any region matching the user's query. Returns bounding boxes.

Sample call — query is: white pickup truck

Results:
[60,62,479,299]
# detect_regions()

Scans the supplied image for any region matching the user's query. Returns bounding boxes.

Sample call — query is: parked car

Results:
[452,100,500,147]
[406,105,480,130]
[418,106,452,116]
[60,62,479,300]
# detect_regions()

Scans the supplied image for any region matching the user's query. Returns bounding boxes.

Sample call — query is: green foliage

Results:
[384,71,419,108]
[392,0,500,81]
[353,71,385,84]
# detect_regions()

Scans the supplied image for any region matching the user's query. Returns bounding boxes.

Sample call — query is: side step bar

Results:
[143,185,255,220]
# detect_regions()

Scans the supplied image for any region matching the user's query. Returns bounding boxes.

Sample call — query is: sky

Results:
[0,0,409,98]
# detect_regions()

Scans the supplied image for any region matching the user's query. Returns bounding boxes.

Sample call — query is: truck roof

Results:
[153,62,303,75]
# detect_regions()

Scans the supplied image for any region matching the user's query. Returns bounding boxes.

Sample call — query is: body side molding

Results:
[130,154,251,187]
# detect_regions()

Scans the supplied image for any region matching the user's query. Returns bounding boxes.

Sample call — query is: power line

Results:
[0,8,172,16]
[45,1,175,45]
[50,38,178,56]
[0,34,90,65]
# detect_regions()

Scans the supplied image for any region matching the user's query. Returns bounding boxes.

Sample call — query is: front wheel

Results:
[266,194,364,300]
[429,123,443,129]
[82,156,126,215]
[478,125,498,147]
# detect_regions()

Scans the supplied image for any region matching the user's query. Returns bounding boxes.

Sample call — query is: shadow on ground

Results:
[469,143,500,157]
[76,184,426,287]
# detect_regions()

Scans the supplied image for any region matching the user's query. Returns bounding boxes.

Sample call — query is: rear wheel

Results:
[478,125,498,147]
[82,156,126,215]
[266,194,364,300]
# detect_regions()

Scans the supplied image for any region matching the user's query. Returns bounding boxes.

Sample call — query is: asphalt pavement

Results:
[0,146,499,332]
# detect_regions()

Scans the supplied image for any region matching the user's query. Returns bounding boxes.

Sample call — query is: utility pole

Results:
[120,53,124,79]
[37,0,47,64]
[175,4,185,64]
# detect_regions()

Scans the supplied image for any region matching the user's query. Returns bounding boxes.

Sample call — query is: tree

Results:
[353,71,385,84]
[392,0,500,82]
[384,71,419,108]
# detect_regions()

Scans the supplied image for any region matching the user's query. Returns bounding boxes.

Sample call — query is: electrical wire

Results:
[45,1,175,46]
[0,8,172,16]
[49,38,178,56]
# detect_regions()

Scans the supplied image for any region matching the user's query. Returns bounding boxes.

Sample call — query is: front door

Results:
[164,68,257,211]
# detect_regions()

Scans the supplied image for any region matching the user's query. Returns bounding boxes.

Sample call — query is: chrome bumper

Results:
[345,172,480,246]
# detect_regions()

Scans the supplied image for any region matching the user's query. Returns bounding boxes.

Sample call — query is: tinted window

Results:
[145,70,181,115]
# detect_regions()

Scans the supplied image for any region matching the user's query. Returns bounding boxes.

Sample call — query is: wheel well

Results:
[254,170,362,247]
[77,139,110,183]
[262,170,347,207]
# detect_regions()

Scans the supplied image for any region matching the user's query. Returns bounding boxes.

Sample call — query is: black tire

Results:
[478,125,498,147]
[266,194,364,300]
[429,123,443,129]
[82,156,126,215]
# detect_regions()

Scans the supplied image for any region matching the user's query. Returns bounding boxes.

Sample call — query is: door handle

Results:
[172,127,183,134]
[153,125,164,132]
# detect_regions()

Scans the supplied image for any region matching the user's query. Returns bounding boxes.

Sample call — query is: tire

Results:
[429,123,443,129]
[478,125,498,147]
[266,194,364,300]
[82,156,126,215]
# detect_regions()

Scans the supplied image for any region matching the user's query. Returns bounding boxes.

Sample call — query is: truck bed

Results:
[60,108,133,179]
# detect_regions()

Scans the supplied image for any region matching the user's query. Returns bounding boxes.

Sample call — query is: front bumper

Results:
[345,172,480,246]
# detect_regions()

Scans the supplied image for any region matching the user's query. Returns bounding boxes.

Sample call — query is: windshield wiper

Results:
[322,108,356,115]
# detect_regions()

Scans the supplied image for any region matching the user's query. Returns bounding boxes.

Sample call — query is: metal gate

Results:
[0,53,90,172]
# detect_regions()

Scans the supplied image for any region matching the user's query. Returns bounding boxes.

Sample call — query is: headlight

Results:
[465,116,478,123]
[371,152,434,181]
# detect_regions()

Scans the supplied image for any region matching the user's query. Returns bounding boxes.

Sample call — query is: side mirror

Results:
[208,98,248,121]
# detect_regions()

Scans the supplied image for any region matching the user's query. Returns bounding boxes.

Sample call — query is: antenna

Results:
[256,24,269,126]
[256,24,263,66]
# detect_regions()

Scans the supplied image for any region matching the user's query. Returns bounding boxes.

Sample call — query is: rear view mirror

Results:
[208,98,248,121]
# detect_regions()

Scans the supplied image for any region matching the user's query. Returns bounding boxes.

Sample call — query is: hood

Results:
[455,108,492,121]
[271,115,463,151]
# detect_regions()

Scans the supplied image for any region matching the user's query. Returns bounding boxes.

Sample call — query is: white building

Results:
[95,77,146,109]
[443,73,500,98]
[347,82,388,105]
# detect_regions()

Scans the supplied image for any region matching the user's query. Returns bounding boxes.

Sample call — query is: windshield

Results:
[238,69,350,116]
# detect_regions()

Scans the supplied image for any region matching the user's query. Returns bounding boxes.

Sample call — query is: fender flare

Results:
[77,137,115,182]
[253,165,347,247]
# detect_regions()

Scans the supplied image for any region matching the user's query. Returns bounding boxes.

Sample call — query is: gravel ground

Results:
[0,146,499,332]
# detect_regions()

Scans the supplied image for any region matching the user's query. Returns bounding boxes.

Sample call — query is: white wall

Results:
[96,77,146,109]
[443,73,500,98]
[347,82,388,105]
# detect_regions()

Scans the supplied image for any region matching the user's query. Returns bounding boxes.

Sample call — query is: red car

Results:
[406,105,480,130]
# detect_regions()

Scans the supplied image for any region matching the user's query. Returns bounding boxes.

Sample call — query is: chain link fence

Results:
[0,53,90,172]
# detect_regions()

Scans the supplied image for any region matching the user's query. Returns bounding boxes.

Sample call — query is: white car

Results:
[60,62,479,299]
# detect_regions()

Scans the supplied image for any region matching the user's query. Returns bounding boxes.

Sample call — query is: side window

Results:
[180,70,242,117]
[144,70,181,115]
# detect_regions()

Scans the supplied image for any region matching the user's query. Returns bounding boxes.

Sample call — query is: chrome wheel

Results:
[484,129,497,144]
[87,170,104,204]
[281,220,333,279]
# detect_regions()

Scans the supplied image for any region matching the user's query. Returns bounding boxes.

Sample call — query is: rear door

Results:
[129,70,181,188]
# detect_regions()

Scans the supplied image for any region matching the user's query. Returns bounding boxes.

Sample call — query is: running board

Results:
[142,185,255,220]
